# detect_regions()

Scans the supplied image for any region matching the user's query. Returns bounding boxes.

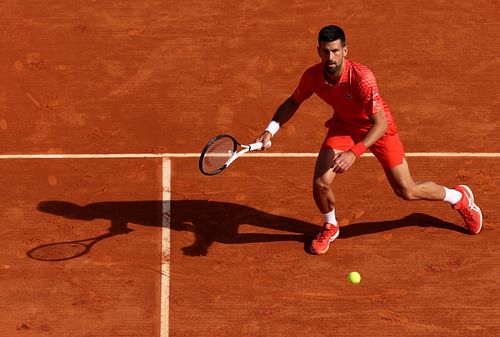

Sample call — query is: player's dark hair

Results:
[318,25,346,46]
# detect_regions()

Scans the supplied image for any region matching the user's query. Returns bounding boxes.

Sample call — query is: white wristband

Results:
[265,120,280,137]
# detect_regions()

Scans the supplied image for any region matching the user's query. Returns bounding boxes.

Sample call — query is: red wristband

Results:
[349,142,367,158]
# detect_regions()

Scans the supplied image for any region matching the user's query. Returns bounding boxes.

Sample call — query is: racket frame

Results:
[199,134,262,176]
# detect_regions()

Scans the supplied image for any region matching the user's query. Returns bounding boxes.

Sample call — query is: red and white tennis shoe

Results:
[452,185,483,234]
[310,223,340,255]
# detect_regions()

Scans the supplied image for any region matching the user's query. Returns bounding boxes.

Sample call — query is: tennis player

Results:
[255,25,483,255]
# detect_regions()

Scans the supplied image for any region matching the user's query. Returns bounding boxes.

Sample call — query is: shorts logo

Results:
[345,92,352,99]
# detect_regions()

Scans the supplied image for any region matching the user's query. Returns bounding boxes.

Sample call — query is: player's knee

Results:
[313,178,330,195]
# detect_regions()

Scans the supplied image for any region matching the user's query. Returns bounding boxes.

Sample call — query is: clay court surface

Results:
[1,1,499,336]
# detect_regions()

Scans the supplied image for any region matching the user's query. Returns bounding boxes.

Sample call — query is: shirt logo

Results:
[345,92,352,99]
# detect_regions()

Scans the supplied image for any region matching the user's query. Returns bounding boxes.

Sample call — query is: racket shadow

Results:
[27,231,118,262]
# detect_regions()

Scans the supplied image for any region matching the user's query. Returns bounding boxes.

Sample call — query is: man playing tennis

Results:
[255,25,483,255]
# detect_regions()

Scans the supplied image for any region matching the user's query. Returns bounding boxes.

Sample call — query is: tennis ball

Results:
[348,271,361,284]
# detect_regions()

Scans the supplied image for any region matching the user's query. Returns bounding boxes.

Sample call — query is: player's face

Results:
[317,40,348,76]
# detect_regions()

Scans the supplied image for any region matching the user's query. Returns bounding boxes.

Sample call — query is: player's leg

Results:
[310,127,355,255]
[384,160,482,234]
[313,147,338,214]
[383,159,445,201]
[310,147,341,255]
[373,130,483,234]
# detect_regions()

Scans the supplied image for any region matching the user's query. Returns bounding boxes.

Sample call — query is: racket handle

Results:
[248,141,271,151]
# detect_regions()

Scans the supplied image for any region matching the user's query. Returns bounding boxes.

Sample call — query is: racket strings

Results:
[201,137,235,174]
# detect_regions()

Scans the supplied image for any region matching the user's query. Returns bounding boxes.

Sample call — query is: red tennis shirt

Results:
[291,59,396,135]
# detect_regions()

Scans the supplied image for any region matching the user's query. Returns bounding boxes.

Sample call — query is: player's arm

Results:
[332,109,387,173]
[255,96,301,148]
[270,95,301,126]
[360,108,387,148]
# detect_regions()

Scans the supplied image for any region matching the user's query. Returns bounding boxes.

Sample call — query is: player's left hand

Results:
[331,151,356,173]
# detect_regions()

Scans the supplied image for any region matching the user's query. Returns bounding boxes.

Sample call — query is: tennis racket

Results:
[199,134,268,176]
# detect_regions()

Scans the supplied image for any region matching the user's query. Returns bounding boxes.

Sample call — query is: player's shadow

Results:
[32,200,467,259]
[34,200,319,258]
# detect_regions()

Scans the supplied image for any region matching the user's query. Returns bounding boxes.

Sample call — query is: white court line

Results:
[0,152,499,159]
[160,158,171,337]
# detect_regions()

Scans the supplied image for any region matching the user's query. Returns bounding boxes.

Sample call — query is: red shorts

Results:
[322,123,405,169]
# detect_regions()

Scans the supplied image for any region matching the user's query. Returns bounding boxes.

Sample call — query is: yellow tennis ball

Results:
[348,271,361,284]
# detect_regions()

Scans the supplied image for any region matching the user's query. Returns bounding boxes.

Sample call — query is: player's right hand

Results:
[331,151,356,173]
[255,131,273,150]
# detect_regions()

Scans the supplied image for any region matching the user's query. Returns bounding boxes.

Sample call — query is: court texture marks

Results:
[1,1,499,336]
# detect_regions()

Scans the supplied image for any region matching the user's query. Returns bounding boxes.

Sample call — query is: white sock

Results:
[322,209,337,225]
[443,187,463,205]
